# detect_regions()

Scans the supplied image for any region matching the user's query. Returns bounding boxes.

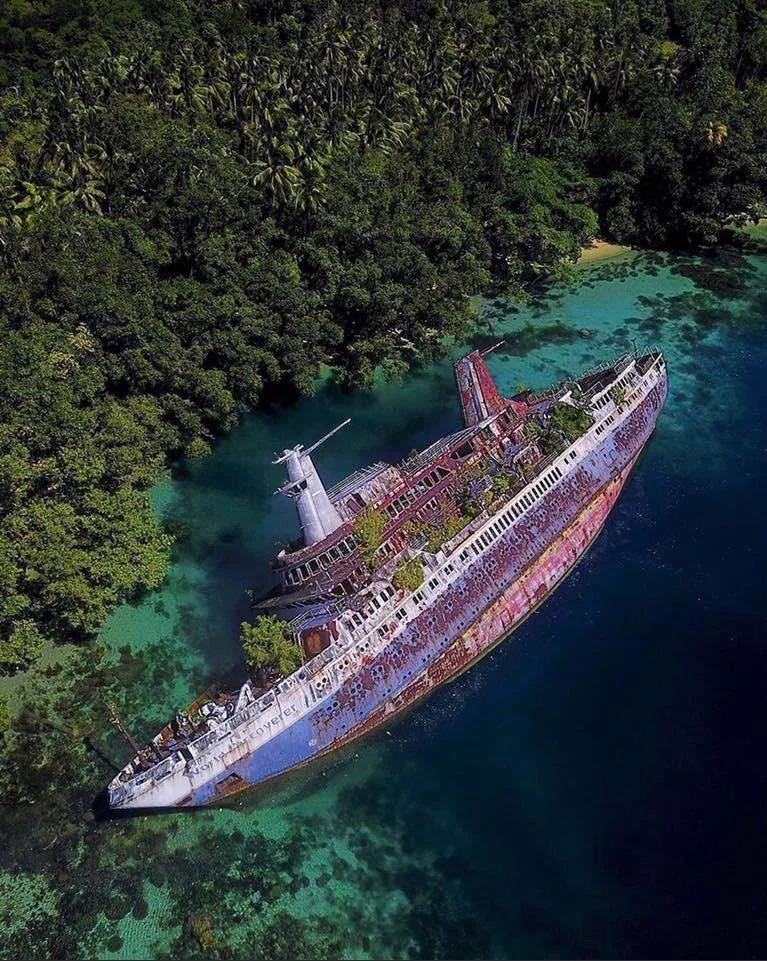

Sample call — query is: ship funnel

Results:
[274,420,350,547]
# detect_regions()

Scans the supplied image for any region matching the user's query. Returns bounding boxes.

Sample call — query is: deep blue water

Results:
[89,246,767,959]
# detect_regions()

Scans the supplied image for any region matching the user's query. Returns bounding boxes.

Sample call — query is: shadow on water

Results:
[472,323,595,358]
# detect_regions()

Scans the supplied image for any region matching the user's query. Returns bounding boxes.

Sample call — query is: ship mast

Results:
[108,703,143,758]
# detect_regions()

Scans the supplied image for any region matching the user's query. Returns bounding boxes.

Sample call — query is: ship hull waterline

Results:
[118,445,645,813]
[108,351,668,813]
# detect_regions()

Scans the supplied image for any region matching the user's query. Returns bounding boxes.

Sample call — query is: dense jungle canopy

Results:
[0,0,765,676]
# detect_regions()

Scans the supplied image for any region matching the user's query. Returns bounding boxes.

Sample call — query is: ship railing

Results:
[288,610,314,634]
[124,351,670,789]
[580,355,644,408]
[327,461,388,503]
[579,382,609,406]
[171,645,341,766]
[410,531,429,552]
[635,344,662,372]
[114,753,178,799]
[528,383,571,405]
[250,354,666,742]
[529,444,567,477]
[578,349,634,382]
[401,426,476,474]
[440,511,488,557]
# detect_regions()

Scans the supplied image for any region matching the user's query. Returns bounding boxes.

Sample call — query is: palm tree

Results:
[707,122,728,147]
[252,139,301,207]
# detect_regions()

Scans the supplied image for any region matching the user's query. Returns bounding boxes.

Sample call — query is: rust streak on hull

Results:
[325,453,636,754]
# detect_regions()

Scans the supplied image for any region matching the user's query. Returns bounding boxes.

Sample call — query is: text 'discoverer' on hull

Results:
[108,345,668,810]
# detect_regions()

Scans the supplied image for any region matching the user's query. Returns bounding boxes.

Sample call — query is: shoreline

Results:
[577,239,632,267]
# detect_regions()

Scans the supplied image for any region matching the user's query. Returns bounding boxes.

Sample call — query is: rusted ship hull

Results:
[329,451,638,753]
[182,373,664,806]
[108,347,667,812]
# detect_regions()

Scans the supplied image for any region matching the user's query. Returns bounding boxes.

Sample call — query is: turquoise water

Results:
[5,243,767,959]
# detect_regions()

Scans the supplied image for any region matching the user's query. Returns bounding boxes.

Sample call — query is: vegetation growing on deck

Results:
[353,507,387,569]
[392,558,425,594]
[547,402,597,443]
[240,616,302,685]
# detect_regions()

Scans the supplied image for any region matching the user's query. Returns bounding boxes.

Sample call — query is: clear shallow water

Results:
[14,245,767,959]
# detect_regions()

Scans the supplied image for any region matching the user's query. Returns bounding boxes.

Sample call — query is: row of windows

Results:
[385,467,450,519]
[593,366,638,410]
[288,467,458,588]
[332,367,660,669]
[335,437,579,657]
[338,419,598,647]
[346,585,397,630]
[343,401,612,644]
[594,410,617,437]
[448,460,567,568]
[287,535,357,585]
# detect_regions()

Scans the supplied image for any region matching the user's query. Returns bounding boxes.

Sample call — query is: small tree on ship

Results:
[240,616,302,687]
[392,557,424,593]
[547,402,594,442]
[425,512,468,553]
[353,505,386,569]
[610,385,627,409]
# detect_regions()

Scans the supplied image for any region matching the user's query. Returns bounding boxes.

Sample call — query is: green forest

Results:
[0,0,765,680]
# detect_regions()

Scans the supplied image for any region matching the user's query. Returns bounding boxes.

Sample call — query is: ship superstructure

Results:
[108,346,667,810]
